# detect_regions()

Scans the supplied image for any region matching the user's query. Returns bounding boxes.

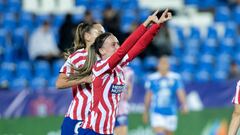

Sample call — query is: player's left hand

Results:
[181,104,189,114]
[157,8,172,24]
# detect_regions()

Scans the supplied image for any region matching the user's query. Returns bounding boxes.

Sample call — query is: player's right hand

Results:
[143,9,159,27]
[82,75,93,83]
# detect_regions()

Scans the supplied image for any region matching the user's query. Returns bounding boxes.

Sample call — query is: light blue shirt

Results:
[145,72,184,115]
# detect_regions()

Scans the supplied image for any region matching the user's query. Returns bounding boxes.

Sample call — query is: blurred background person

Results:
[114,66,134,135]
[58,14,76,53]
[103,5,121,40]
[28,21,60,63]
[143,55,188,135]
[81,10,94,24]
[228,61,240,80]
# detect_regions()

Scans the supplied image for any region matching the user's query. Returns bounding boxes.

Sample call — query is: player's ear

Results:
[84,32,91,42]
[99,48,105,56]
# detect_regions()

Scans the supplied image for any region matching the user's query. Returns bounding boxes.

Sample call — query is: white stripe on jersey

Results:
[103,74,114,134]
[69,98,76,118]
[91,112,98,131]
[93,64,110,77]
[82,84,92,116]
[76,90,83,119]
[111,91,118,133]
[65,100,74,117]
[70,51,87,60]
[233,80,240,104]
[98,103,107,134]
[75,60,86,68]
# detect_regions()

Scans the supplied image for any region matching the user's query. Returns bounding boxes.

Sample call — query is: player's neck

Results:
[159,70,168,76]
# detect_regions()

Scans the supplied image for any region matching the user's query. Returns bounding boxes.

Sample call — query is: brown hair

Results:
[64,22,96,59]
[69,32,112,80]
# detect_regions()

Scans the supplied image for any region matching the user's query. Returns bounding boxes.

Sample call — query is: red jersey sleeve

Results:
[120,24,162,67]
[93,24,147,76]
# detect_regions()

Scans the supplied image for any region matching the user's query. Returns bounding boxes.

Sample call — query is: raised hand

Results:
[157,8,172,24]
[143,9,159,27]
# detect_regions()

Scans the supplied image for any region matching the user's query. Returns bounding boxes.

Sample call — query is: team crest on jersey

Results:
[110,84,125,94]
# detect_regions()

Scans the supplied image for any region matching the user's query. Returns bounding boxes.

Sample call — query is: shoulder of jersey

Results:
[168,71,181,79]
[69,49,87,58]
[147,72,160,80]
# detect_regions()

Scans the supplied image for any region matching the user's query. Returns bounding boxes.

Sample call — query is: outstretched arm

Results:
[120,9,172,66]
[56,73,92,89]
[228,104,240,135]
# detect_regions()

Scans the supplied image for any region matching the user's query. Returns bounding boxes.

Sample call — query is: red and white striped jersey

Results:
[117,66,134,116]
[60,49,92,121]
[81,24,161,134]
[232,80,240,104]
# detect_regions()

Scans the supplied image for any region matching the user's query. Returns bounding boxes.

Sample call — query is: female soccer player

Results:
[143,55,188,135]
[114,66,134,135]
[56,22,105,135]
[77,9,172,135]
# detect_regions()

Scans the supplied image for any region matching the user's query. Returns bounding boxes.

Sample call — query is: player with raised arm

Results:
[76,9,172,135]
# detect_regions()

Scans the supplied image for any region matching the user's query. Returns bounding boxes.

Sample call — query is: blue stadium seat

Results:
[111,0,122,11]
[175,26,185,41]
[181,70,193,82]
[121,22,132,33]
[171,43,183,57]
[215,6,231,22]
[183,39,199,56]
[219,38,234,54]
[0,62,15,81]
[0,0,5,11]
[123,0,138,10]
[72,13,83,24]
[233,6,240,24]
[52,14,65,28]
[207,25,218,39]
[188,26,201,40]
[143,56,158,71]
[8,0,21,12]
[234,52,240,65]
[0,29,7,46]
[121,9,136,24]
[199,53,214,72]
[9,78,28,91]
[169,56,180,72]
[53,59,65,76]
[19,12,34,31]
[48,76,57,89]
[3,45,15,62]
[90,0,106,11]
[75,0,90,8]
[215,53,231,70]
[224,23,237,38]
[139,8,151,22]
[16,61,32,80]
[34,60,51,79]
[129,57,144,81]
[201,39,217,55]
[195,69,211,82]
[213,69,228,81]
[185,0,198,5]
[181,54,196,72]
[197,0,217,9]
[30,77,47,90]
[3,13,17,31]
[91,9,103,22]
